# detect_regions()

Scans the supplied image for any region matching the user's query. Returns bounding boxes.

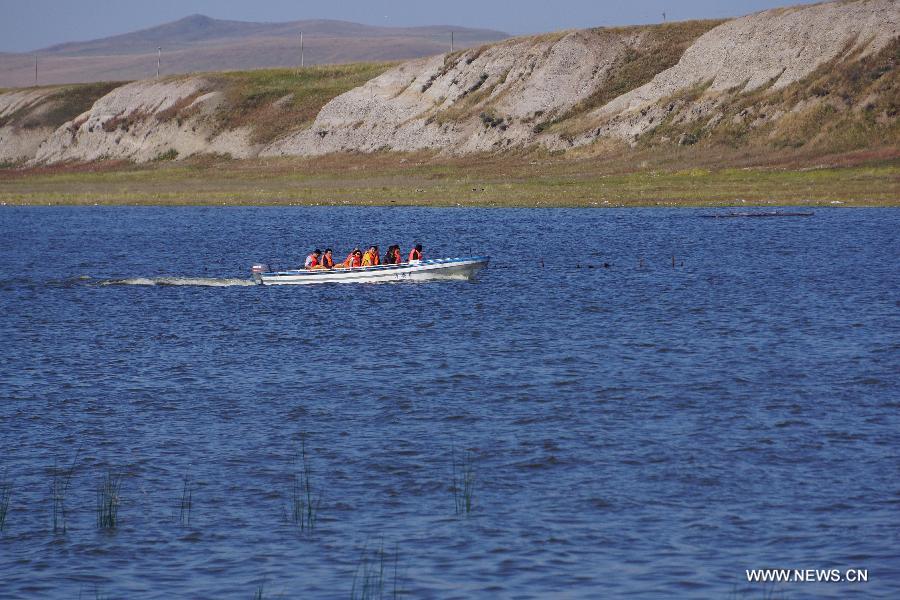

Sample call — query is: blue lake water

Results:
[0,206,898,599]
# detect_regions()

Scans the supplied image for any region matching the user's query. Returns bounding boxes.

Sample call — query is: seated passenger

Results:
[383,245,402,265]
[408,244,423,262]
[361,246,378,267]
[319,248,335,269]
[304,249,321,269]
[340,248,362,268]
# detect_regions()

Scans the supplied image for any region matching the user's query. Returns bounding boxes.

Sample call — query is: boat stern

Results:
[250,264,269,285]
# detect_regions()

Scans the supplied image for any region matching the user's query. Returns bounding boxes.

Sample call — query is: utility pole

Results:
[34,55,38,86]
[300,32,304,69]
[662,11,666,22]
[157,47,161,78]
[450,31,454,53]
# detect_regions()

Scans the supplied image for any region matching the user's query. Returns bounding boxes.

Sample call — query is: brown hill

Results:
[0,15,507,88]
[1,0,895,169]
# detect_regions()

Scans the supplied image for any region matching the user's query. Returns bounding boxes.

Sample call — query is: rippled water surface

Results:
[1,207,898,599]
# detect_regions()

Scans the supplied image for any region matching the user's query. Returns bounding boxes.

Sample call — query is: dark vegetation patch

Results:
[463,73,489,97]
[101,110,149,133]
[153,149,179,161]
[421,52,464,92]
[155,90,208,124]
[465,45,488,64]
[479,112,507,130]
[426,59,512,127]
[627,80,714,146]
[430,75,506,126]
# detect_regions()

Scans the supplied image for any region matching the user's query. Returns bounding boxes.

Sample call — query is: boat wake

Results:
[101,277,255,287]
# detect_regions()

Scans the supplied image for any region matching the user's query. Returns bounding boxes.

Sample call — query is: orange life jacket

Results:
[345,252,361,267]
[305,254,318,268]
[361,251,375,267]
[392,248,402,264]
[322,254,334,268]
[408,248,422,261]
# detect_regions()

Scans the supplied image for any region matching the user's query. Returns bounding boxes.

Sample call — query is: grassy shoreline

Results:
[1,149,898,207]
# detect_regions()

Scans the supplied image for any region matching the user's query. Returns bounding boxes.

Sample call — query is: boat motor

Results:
[250,264,269,284]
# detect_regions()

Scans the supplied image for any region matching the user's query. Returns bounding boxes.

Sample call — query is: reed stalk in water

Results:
[96,472,121,530]
[0,481,10,533]
[287,436,320,532]
[179,475,193,526]
[50,452,79,534]
[351,541,400,600]
[452,448,476,516]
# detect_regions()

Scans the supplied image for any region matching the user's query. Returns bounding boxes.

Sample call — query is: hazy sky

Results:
[1,0,816,53]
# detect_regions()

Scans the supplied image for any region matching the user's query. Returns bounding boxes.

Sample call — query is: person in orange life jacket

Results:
[304,249,321,269]
[391,245,402,264]
[361,246,378,266]
[408,244,423,261]
[319,248,335,269]
[341,247,362,268]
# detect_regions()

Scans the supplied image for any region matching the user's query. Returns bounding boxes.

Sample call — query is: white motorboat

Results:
[251,256,489,285]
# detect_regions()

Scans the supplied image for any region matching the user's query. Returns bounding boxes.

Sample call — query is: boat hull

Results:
[254,257,489,286]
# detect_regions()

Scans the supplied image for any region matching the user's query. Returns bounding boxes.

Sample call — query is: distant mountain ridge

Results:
[0,15,508,87]
[37,14,506,55]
